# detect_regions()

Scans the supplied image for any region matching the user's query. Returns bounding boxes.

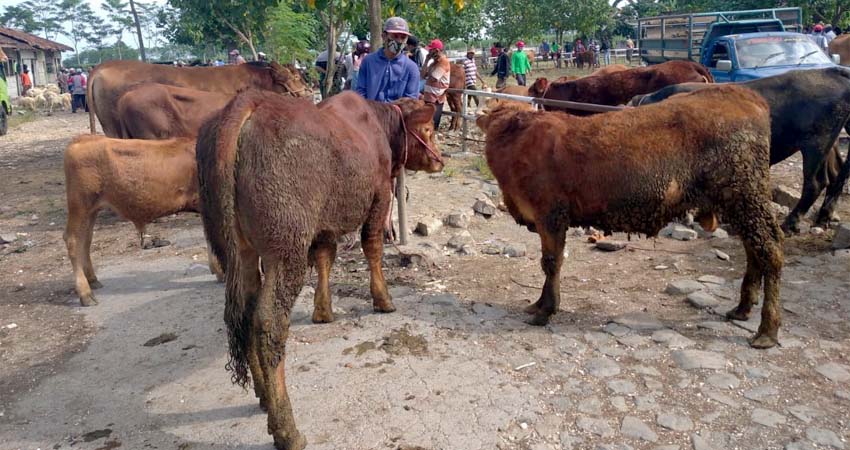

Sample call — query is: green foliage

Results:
[264,1,319,63]
[484,0,545,45]
[0,5,39,33]
[167,0,281,55]
[62,42,140,67]
[385,0,486,42]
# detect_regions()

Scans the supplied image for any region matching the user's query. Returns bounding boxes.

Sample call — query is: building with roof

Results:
[1,27,73,98]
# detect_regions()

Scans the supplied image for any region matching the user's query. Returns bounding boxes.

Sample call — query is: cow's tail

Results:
[87,67,96,134]
[196,91,261,388]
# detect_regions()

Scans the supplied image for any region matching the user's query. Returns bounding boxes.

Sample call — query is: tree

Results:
[129,0,147,61]
[484,0,546,45]
[264,1,318,64]
[59,0,95,66]
[102,0,134,58]
[0,5,39,33]
[21,0,63,40]
[167,0,281,59]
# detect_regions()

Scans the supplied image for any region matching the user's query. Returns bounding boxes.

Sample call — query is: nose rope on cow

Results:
[391,104,443,169]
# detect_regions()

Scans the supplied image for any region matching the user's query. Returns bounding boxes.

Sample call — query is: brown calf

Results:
[542,60,713,113]
[196,90,442,450]
[63,135,222,306]
[115,83,232,139]
[477,84,784,349]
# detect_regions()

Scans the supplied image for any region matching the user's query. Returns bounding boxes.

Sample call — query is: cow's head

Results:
[527,77,549,97]
[269,62,312,98]
[476,100,533,134]
[394,98,443,173]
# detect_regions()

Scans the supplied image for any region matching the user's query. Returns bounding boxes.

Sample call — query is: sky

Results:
[0,0,167,48]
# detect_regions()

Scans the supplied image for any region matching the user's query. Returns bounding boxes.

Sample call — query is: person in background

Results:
[21,67,32,96]
[355,16,420,102]
[551,41,561,68]
[406,35,427,68]
[825,25,837,44]
[70,68,87,113]
[461,47,488,108]
[625,36,635,63]
[491,42,509,89]
[601,37,611,66]
[511,41,532,86]
[257,52,267,62]
[57,68,69,94]
[349,40,370,90]
[810,24,829,52]
[421,38,450,129]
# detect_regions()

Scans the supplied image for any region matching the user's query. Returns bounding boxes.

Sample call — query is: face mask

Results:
[386,40,404,55]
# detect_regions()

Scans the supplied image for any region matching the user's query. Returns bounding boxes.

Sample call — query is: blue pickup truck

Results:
[637,8,839,82]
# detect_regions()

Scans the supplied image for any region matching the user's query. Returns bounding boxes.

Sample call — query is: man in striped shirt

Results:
[422,38,450,129]
[461,48,487,108]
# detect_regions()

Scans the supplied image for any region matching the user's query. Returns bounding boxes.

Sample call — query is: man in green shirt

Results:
[511,41,532,86]
[551,41,561,68]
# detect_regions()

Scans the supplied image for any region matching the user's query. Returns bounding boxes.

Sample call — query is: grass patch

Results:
[8,109,37,129]
[473,156,494,180]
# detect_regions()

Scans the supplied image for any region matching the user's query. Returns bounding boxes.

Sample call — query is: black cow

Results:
[628,67,850,234]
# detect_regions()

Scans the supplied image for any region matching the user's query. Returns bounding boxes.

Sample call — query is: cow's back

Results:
[117,83,232,139]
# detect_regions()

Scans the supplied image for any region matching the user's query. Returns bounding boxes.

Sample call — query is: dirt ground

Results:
[1,82,849,450]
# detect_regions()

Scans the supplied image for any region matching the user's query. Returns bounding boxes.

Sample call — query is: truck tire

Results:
[0,106,7,136]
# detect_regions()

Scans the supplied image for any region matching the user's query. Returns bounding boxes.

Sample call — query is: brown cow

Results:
[828,33,850,65]
[88,60,310,136]
[64,135,223,306]
[196,90,442,450]
[592,63,629,77]
[543,60,713,114]
[115,83,232,139]
[477,84,784,349]
[445,63,465,130]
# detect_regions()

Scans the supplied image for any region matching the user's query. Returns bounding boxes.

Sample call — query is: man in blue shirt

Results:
[355,17,420,102]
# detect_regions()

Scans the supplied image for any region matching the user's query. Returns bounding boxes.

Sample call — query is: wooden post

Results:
[396,170,408,245]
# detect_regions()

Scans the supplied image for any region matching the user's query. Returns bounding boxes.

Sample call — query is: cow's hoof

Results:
[89,280,103,290]
[749,333,778,349]
[274,430,306,450]
[79,294,98,306]
[725,307,750,322]
[311,310,334,324]
[373,300,396,313]
[526,313,551,326]
[523,301,541,315]
[780,221,800,236]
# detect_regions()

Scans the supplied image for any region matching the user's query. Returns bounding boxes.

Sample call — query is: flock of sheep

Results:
[15,84,72,114]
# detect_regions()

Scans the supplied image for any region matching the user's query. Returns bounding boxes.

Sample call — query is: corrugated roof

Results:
[0,27,72,52]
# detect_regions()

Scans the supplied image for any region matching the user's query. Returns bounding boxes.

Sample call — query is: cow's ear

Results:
[475,113,493,131]
[408,104,436,125]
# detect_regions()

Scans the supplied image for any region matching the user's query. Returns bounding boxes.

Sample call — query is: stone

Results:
[447,231,474,249]
[743,385,779,402]
[578,396,604,415]
[472,197,497,218]
[697,321,732,332]
[635,395,658,411]
[651,329,695,348]
[787,405,819,424]
[653,447,680,450]
[656,413,694,431]
[481,243,503,255]
[771,202,790,217]
[713,249,730,261]
[785,442,817,450]
[710,228,729,239]
[831,224,850,249]
[745,366,770,379]
[686,291,720,309]
[731,319,760,333]
[444,211,470,229]
[576,417,615,437]
[610,313,666,331]
[672,350,726,370]
[805,428,845,449]
[617,334,650,348]
[611,396,629,412]
[596,445,633,450]
[621,416,658,442]
[691,433,716,450]
[471,302,507,320]
[184,263,211,276]
[671,225,698,241]
[502,243,527,258]
[596,240,627,251]
[634,365,661,377]
[772,185,800,209]
[815,362,850,382]
[603,322,632,337]
[0,233,16,244]
[586,357,621,378]
[665,280,705,295]
[697,275,725,285]
[458,245,477,256]
[751,408,786,427]
[555,336,588,356]
[834,249,850,259]
[706,373,740,389]
[607,379,638,395]
[559,433,584,450]
[810,226,825,235]
[414,216,443,236]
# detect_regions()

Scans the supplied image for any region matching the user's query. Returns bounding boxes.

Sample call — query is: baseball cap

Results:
[426,39,444,51]
[814,24,824,32]
[517,41,525,47]
[384,17,411,36]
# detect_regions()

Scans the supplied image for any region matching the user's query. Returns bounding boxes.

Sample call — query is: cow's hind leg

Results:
[81,209,102,289]
[363,193,395,313]
[255,255,307,450]
[784,143,830,233]
[310,236,337,323]
[815,142,846,226]
[525,221,567,326]
[234,245,267,410]
[725,199,784,348]
[65,203,98,306]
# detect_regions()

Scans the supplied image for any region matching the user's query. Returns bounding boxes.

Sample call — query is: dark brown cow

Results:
[196,90,442,450]
[88,60,311,136]
[542,60,713,114]
[477,84,784,349]
[115,83,232,139]
[64,135,222,306]
[445,63,466,130]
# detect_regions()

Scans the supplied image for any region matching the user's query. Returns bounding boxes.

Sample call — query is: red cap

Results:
[425,39,444,51]
[814,24,824,32]
[517,41,525,47]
